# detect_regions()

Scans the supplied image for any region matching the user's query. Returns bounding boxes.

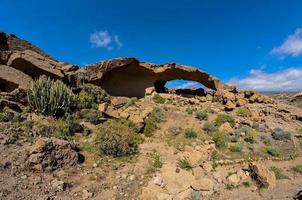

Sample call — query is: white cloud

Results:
[114,35,123,48]
[271,28,302,57]
[228,68,302,92]
[176,81,201,89]
[90,31,123,50]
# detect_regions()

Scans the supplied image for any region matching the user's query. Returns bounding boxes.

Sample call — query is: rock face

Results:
[83,58,233,98]
[27,137,82,171]
[249,162,276,189]
[0,32,274,107]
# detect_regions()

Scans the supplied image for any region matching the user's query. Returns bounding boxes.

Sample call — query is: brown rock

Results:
[218,122,234,135]
[111,96,129,108]
[249,162,276,189]
[27,137,82,171]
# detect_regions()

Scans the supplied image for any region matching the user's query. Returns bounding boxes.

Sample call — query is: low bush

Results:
[235,125,257,143]
[76,109,103,124]
[177,158,192,171]
[143,107,163,137]
[153,94,165,104]
[292,165,302,174]
[270,166,289,179]
[236,107,252,118]
[266,146,281,157]
[80,83,110,104]
[150,153,163,169]
[184,128,197,139]
[229,142,243,152]
[213,132,228,148]
[215,114,235,127]
[186,106,193,115]
[203,122,218,134]
[96,119,138,157]
[0,111,13,122]
[56,114,81,139]
[272,128,292,141]
[124,97,137,108]
[195,111,208,120]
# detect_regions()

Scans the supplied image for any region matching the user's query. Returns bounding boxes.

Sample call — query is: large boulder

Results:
[249,162,276,189]
[27,137,83,171]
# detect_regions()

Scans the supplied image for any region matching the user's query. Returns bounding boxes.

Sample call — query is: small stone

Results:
[122,174,127,179]
[93,163,98,168]
[82,190,93,199]
[227,174,241,185]
[153,175,164,187]
[113,186,118,190]
[129,175,135,181]
[21,175,27,179]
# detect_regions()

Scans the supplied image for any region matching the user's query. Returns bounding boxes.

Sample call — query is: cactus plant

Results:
[27,76,72,117]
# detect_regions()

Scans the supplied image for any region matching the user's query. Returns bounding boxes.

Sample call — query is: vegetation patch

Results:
[153,94,165,104]
[184,128,198,139]
[177,158,192,171]
[229,142,243,152]
[215,114,235,127]
[203,122,218,134]
[96,119,139,157]
[213,132,228,148]
[271,128,292,141]
[27,76,72,117]
[236,107,252,118]
[266,146,281,157]
[292,165,302,174]
[195,110,208,120]
[270,166,289,179]
[143,107,163,137]
[186,106,193,115]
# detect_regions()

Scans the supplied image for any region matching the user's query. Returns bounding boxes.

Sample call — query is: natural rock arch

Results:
[84,58,233,98]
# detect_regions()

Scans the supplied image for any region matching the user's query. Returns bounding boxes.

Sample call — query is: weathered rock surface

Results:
[249,162,276,189]
[27,137,82,171]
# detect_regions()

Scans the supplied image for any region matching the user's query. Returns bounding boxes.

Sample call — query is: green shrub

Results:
[195,111,208,120]
[80,83,110,104]
[96,120,138,157]
[143,107,163,137]
[270,166,289,179]
[236,107,252,118]
[242,181,251,187]
[235,125,257,143]
[245,129,258,143]
[0,111,13,122]
[72,91,93,109]
[203,122,218,134]
[76,109,103,124]
[184,128,197,139]
[124,97,137,108]
[153,94,165,104]
[56,114,81,139]
[213,132,228,148]
[266,146,281,157]
[27,76,72,117]
[177,158,192,171]
[204,107,215,113]
[151,153,163,169]
[73,84,110,109]
[272,128,291,141]
[215,114,235,127]
[186,106,193,115]
[292,165,302,174]
[229,142,243,152]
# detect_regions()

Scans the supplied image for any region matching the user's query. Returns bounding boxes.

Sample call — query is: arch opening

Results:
[0,78,18,92]
[155,79,213,96]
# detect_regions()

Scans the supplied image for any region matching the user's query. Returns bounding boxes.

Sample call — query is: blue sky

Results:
[1,0,302,91]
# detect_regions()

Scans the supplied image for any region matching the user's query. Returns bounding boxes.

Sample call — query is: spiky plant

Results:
[27,76,72,117]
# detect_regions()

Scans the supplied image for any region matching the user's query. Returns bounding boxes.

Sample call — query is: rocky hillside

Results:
[0,33,302,200]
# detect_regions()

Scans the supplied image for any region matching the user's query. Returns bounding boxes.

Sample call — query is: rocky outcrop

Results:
[249,162,276,189]
[27,137,83,171]
[83,58,234,98]
[0,32,79,93]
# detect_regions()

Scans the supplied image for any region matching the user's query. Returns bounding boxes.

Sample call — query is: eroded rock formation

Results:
[83,58,234,97]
